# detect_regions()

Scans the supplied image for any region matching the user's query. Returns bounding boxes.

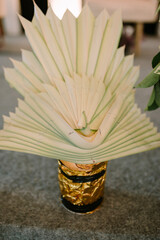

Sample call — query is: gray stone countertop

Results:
[0,36,160,240]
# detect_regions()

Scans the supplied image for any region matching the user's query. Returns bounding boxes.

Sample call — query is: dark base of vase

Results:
[61,196,103,214]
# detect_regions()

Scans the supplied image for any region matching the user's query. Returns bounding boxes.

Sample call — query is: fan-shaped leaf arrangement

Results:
[0,4,160,164]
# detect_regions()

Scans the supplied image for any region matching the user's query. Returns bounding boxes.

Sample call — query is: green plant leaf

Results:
[145,99,159,111]
[154,65,160,75]
[152,52,160,68]
[156,1,160,14]
[155,81,160,107]
[136,63,160,88]
[147,86,156,107]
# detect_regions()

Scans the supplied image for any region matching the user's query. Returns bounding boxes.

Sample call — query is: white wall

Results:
[49,0,82,19]
[3,0,21,35]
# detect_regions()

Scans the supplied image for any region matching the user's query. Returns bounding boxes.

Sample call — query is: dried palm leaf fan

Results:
[1,4,160,214]
[0,5,160,164]
[0,4,160,164]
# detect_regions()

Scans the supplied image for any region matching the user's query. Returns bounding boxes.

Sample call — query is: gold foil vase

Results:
[58,161,107,214]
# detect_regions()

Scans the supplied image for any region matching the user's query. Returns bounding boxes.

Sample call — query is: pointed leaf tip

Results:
[46,5,59,20]
[18,14,32,30]
[96,8,109,21]
[62,9,76,20]
[18,14,27,23]
[79,4,94,18]
[34,1,45,18]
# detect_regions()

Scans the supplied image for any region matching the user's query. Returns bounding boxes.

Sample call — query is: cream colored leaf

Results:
[34,4,70,77]
[86,9,109,76]
[77,5,95,74]
[11,59,44,92]
[94,10,122,79]
[19,15,61,83]
[21,50,50,84]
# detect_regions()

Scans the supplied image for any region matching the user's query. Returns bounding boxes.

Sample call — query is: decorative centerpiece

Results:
[0,4,160,214]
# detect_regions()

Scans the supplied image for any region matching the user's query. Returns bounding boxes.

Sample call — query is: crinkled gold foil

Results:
[58,161,107,207]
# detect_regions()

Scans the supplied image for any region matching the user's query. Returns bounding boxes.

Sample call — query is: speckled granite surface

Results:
[0,36,160,240]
